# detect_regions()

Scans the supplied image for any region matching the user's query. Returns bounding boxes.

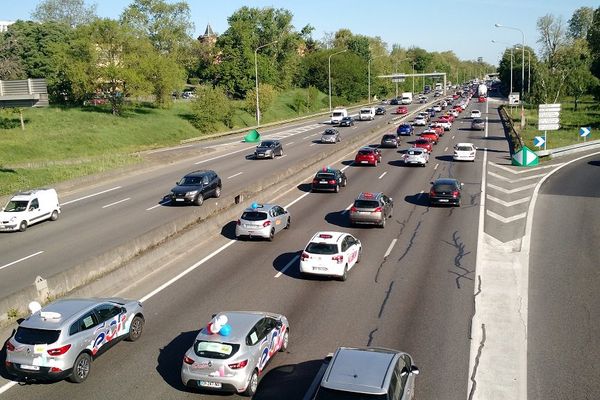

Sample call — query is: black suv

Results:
[311,168,347,192]
[169,170,222,206]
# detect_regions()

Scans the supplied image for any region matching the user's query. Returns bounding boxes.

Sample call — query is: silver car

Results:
[321,128,340,143]
[181,311,289,397]
[5,298,144,383]
[254,140,283,159]
[403,147,429,167]
[235,203,290,241]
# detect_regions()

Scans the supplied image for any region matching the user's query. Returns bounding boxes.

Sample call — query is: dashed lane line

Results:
[378,171,387,179]
[274,255,300,278]
[383,239,397,258]
[227,172,243,179]
[0,251,44,272]
[62,186,122,206]
[102,198,131,209]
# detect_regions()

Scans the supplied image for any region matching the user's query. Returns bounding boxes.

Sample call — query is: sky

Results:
[2,0,598,66]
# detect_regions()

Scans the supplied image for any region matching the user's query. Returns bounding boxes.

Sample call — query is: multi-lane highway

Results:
[0,94,500,399]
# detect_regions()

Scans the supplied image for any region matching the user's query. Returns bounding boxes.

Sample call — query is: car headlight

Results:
[186,190,199,197]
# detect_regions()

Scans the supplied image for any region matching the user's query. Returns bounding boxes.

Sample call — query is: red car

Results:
[420,130,439,144]
[429,124,445,136]
[478,96,487,103]
[439,114,453,123]
[453,105,464,112]
[396,106,408,114]
[414,138,433,152]
[452,94,459,100]
[354,147,382,166]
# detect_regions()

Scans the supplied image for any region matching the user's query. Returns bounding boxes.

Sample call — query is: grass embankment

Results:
[508,96,600,149]
[0,88,338,196]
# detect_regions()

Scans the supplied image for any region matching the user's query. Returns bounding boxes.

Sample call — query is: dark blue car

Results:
[397,123,414,136]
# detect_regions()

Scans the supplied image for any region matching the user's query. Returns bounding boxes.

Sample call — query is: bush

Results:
[245,83,277,116]
[190,85,234,132]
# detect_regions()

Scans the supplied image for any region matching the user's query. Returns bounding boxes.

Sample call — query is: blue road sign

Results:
[579,127,591,137]
[533,136,545,147]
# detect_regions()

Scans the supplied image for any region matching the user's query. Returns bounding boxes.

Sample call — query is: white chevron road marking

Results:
[487,183,537,194]
[486,194,531,207]
[486,210,527,223]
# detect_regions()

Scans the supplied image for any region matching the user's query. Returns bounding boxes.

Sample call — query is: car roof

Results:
[309,231,346,245]
[321,347,400,395]
[456,142,474,147]
[242,203,279,213]
[195,311,271,344]
[356,192,383,201]
[433,178,459,185]
[184,170,212,177]
[20,298,118,330]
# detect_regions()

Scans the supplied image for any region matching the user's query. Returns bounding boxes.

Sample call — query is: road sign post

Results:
[579,127,591,142]
[512,145,539,167]
[538,103,561,150]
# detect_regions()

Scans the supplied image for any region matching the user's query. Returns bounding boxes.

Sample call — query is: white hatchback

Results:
[470,110,481,119]
[414,116,427,126]
[453,143,477,162]
[299,232,361,281]
[403,147,430,166]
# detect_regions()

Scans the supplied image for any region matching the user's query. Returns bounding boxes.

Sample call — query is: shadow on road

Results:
[220,220,237,240]
[435,155,454,162]
[324,210,351,228]
[404,193,430,207]
[254,359,325,400]
[588,160,600,167]
[273,252,301,279]
[156,330,202,393]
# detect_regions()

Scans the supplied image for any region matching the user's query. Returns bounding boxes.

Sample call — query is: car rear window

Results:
[407,150,423,155]
[354,200,380,209]
[14,327,61,345]
[194,341,240,359]
[473,119,483,123]
[316,173,335,180]
[358,149,373,155]
[306,242,338,255]
[434,184,456,192]
[416,139,429,144]
[241,211,268,221]
[179,177,203,185]
[456,146,473,151]
[382,135,396,140]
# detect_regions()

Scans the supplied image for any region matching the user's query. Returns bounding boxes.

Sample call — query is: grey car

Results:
[471,118,485,130]
[311,347,419,400]
[235,203,290,241]
[349,192,393,228]
[321,129,340,143]
[181,311,289,396]
[254,140,283,159]
[5,298,144,383]
[169,170,222,206]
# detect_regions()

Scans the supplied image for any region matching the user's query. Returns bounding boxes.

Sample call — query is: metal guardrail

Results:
[498,105,524,155]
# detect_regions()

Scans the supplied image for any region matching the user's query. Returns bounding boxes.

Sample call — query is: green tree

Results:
[245,83,277,116]
[31,0,97,27]
[568,7,594,39]
[587,7,600,81]
[190,85,234,131]
[139,51,185,108]
[0,34,25,80]
[564,39,598,110]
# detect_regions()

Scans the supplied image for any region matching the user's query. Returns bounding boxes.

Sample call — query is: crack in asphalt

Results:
[443,230,474,289]
[396,221,422,264]
[468,323,486,400]
[367,328,378,346]
[517,296,527,335]
[375,208,417,283]
[378,281,395,318]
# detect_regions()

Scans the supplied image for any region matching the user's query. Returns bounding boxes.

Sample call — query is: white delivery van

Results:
[358,107,376,121]
[0,188,61,232]
[401,92,413,105]
[330,108,348,124]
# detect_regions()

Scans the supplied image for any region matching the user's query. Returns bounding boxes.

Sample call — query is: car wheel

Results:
[214,186,221,198]
[280,149,284,157]
[379,217,386,229]
[340,264,348,281]
[68,353,92,383]
[268,228,275,242]
[127,315,144,342]
[50,210,59,221]
[194,194,204,206]
[334,184,340,193]
[271,152,275,159]
[342,178,347,187]
[18,221,27,232]
[279,329,289,352]
[243,370,259,397]
[356,249,362,263]
[285,217,291,229]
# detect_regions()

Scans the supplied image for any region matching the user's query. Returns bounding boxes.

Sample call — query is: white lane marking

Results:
[287,141,295,146]
[419,190,424,194]
[384,239,397,258]
[195,146,254,165]
[146,200,170,211]
[0,382,18,395]
[102,198,131,209]
[140,240,236,302]
[227,172,243,179]
[279,154,288,159]
[486,210,527,223]
[341,163,352,171]
[452,135,455,139]
[488,161,564,174]
[310,143,317,146]
[0,251,44,272]
[274,255,299,278]
[61,186,122,206]
[487,183,537,194]
[434,163,439,170]
[284,192,311,209]
[488,171,547,182]
[485,194,531,207]
[147,144,193,154]
[341,202,354,215]
[444,146,448,152]
[378,171,387,179]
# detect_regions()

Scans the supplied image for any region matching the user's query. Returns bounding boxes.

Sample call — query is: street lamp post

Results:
[492,40,514,96]
[254,40,278,126]
[368,54,385,104]
[329,49,347,113]
[516,46,531,94]
[393,57,412,98]
[495,23,525,127]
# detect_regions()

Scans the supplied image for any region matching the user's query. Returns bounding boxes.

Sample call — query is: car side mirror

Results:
[411,365,420,375]
[121,307,127,314]
[460,183,464,187]
[275,320,283,329]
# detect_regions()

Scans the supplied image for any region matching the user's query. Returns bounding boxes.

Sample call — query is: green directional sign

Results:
[512,146,539,167]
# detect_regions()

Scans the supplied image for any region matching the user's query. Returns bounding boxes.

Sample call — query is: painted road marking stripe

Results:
[486,194,530,207]
[378,171,387,179]
[341,202,354,215]
[286,141,295,145]
[279,154,288,159]
[284,192,311,209]
[274,255,299,278]
[102,198,131,209]
[434,163,439,170]
[0,251,44,272]
[486,210,527,223]
[146,200,169,211]
[0,382,17,395]
[310,143,317,146]
[147,144,193,154]
[452,135,455,139]
[384,239,397,258]
[62,186,122,206]
[488,171,547,182]
[444,146,448,151]
[487,183,537,194]
[227,172,243,179]
[488,161,563,174]
[341,163,352,171]
[195,146,254,165]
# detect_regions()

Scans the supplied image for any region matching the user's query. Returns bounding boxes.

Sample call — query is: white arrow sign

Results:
[538,111,560,118]
[538,123,560,130]
[580,127,591,137]
[539,103,561,109]
[538,117,560,124]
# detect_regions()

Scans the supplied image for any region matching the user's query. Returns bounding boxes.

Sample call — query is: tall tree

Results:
[588,7,600,81]
[31,0,97,27]
[537,14,566,66]
[568,7,594,39]
[0,34,25,80]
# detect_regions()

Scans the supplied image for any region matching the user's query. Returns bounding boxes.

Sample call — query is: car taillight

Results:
[312,179,318,184]
[373,207,382,213]
[236,219,241,226]
[50,367,63,373]
[332,255,344,264]
[429,190,436,197]
[350,206,357,213]
[452,191,460,198]
[6,341,15,352]
[47,344,71,356]
[263,220,271,227]
[229,360,248,369]
[301,252,309,261]
[183,356,195,365]
[328,180,336,184]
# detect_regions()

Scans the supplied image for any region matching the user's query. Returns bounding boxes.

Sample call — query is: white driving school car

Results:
[453,143,477,162]
[299,231,362,281]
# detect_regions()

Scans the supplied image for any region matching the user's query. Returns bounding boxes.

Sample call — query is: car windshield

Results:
[259,141,274,147]
[14,327,61,345]
[306,242,338,255]
[457,146,473,151]
[194,340,240,359]
[3,200,28,212]
[354,200,380,209]
[323,130,336,135]
[315,387,387,400]
[178,176,203,186]
[332,112,344,117]
[241,211,268,221]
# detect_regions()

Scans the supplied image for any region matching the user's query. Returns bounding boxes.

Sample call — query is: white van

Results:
[0,188,61,232]
[330,108,348,125]
[358,107,375,121]
[401,92,413,105]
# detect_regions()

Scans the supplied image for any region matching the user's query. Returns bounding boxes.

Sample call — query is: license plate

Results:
[438,199,449,203]
[199,381,222,388]
[313,267,328,271]
[257,154,264,157]
[320,180,327,184]
[360,161,368,164]
[20,365,40,371]
[175,198,184,202]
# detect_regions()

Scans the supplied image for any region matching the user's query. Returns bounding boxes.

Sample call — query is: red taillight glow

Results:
[350,206,357,213]
[429,190,436,197]
[236,219,241,226]
[301,252,310,261]
[312,179,319,184]
[263,221,271,228]
[332,255,344,263]
[229,359,248,369]
[452,191,460,198]
[47,344,71,356]
[6,342,15,352]
[183,356,195,365]
[373,207,383,213]
[328,180,336,184]
[50,367,63,373]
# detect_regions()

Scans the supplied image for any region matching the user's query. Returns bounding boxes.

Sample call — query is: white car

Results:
[299,231,362,281]
[471,110,481,119]
[449,109,459,117]
[414,116,427,126]
[453,143,477,162]
[0,188,61,232]
[403,147,430,166]
[433,104,442,112]
[433,120,451,130]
